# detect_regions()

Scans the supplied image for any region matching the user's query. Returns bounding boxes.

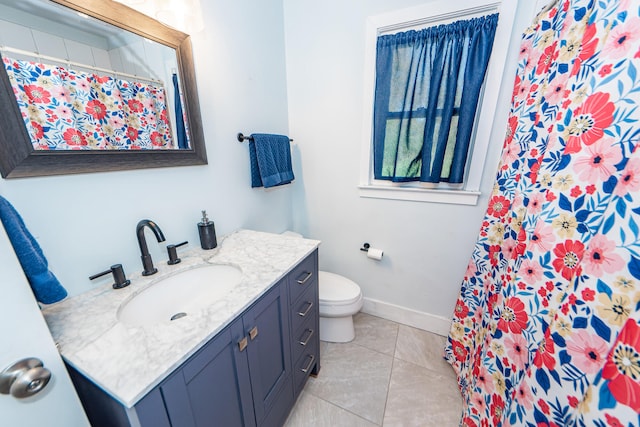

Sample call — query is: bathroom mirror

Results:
[0,0,207,178]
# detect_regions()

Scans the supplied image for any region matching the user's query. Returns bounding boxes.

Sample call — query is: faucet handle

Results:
[89,264,131,289]
[167,241,188,265]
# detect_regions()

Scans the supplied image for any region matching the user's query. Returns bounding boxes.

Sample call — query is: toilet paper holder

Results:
[360,242,384,260]
[360,243,371,252]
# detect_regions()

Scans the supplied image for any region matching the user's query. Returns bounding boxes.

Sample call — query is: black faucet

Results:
[136,219,166,276]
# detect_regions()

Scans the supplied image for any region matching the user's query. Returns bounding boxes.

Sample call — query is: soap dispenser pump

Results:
[198,210,217,249]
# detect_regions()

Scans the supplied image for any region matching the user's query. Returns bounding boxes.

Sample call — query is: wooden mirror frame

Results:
[0,0,207,178]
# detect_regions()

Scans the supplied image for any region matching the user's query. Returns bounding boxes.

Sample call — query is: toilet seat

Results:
[319,271,362,306]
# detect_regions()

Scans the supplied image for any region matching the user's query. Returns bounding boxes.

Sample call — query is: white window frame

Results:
[358,0,517,206]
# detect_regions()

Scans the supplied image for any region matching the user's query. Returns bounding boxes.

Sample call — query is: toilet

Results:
[282,232,364,343]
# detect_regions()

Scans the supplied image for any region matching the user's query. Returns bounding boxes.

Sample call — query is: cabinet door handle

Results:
[300,355,315,374]
[249,326,259,341]
[296,271,313,285]
[297,301,314,317]
[238,337,248,352]
[298,329,314,346]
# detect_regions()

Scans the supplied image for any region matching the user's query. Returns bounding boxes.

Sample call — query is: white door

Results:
[0,224,89,426]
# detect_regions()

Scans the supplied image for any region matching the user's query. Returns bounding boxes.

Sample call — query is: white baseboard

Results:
[361,297,452,337]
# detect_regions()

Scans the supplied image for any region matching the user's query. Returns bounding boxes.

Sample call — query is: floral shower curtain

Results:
[445,0,640,425]
[2,56,173,150]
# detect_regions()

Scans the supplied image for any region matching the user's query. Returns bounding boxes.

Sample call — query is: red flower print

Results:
[150,131,165,147]
[571,24,598,75]
[565,92,615,154]
[454,300,470,319]
[86,100,107,120]
[605,413,624,427]
[552,240,585,281]
[586,184,596,194]
[450,339,468,362]
[536,42,558,76]
[570,186,581,197]
[538,398,550,414]
[489,244,502,267]
[128,99,144,113]
[533,330,556,370]
[31,122,44,139]
[602,319,640,411]
[24,84,51,103]
[581,288,595,301]
[599,64,613,77]
[126,126,139,141]
[497,297,528,334]
[567,395,579,408]
[490,395,505,426]
[62,128,87,146]
[487,195,510,217]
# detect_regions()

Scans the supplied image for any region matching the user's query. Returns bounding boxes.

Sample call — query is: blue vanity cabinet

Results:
[66,250,319,427]
[288,249,320,398]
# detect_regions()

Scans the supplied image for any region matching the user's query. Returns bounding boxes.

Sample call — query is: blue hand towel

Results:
[249,133,295,188]
[0,196,67,304]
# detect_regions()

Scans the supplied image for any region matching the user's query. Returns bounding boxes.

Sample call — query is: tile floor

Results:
[284,313,463,427]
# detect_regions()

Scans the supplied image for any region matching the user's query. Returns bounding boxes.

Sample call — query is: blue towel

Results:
[249,133,295,188]
[0,196,67,304]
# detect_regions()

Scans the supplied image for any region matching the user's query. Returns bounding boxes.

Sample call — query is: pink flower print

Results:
[501,237,518,260]
[530,221,554,253]
[470,392,487,414]
[505,333,529,369]
[476,366,495,394]
[515,380,534,410]
[55,105,73,121]
[109,116,125,130]
[527,192,545,215]
[615,157,640,197]
[574,137,623,182]
[544,73,569,106]
[583,234,625,276]
[566,329,609,374]
[565,92,615,154]
[602,17,640,59]
[519,259,543,283]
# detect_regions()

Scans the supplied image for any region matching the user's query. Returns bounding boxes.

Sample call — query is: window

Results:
[359,0,517,205]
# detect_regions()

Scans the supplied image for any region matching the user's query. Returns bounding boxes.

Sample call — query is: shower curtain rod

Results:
[0,45,164,86]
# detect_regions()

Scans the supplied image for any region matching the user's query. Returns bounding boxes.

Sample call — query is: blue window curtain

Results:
[373,14,498,183]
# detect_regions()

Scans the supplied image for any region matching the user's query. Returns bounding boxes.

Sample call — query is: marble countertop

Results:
[42,230,320,408]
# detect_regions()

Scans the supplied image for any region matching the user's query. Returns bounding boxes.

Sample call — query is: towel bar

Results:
[237,132,294,143]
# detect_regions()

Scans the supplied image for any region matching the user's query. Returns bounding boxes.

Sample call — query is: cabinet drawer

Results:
[290,283,317,335]
[291,314,316,365]
[288,252,317,304]
[293,341,318,396]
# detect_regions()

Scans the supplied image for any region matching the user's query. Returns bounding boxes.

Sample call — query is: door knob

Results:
[0,358,52,398]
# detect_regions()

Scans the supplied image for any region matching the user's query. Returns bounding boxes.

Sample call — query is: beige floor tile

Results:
[383,358,462,427]
[352,313,399,356]
[284,391,378,427]
[394,324,456,379]
[305,342,393,425]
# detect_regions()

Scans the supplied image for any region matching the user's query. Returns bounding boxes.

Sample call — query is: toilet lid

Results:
[319,271,361,304]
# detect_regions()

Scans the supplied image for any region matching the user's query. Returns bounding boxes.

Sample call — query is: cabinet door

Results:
[160,319,256,427]
[243,280,292,424]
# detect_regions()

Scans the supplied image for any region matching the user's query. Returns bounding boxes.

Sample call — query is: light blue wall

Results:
[283,0,539,321]
[0,0,293,297]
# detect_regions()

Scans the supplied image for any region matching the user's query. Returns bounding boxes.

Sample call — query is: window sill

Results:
[358,185,480,205]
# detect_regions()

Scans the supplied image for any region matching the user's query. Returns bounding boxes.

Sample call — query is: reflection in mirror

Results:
[0,0,207,178]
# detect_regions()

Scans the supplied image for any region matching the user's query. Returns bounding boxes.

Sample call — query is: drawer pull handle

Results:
[238,337,248,352]
[249,326,259,341]
[297,301,314,317]
[300,355,315,374]
[296,271,313,285]
[299,329,314,346]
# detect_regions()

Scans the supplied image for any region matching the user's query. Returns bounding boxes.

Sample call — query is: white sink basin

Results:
[118,264,242,326]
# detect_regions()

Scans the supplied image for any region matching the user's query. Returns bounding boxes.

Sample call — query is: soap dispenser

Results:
[198,210,217,249]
